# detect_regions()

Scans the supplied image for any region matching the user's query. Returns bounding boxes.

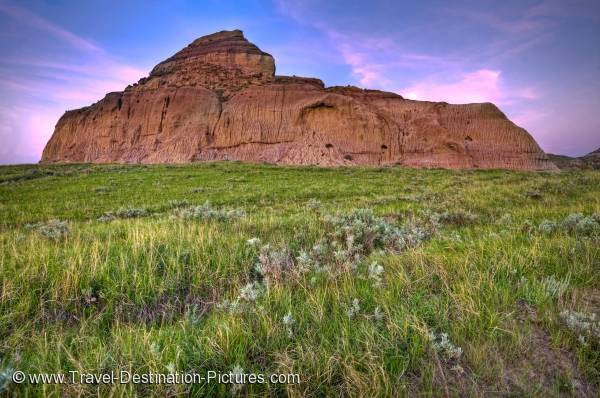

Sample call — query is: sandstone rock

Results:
[41,30,557,170]
[548,148,600,170]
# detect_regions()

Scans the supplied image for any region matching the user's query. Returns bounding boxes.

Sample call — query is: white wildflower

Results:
[230,365,245,394]
[238,282,261,302]
[282,311,295,337]
[0,366,14,392]
[346,298,361,318]
[166,362,176,374]
[373,306,384,322]
[368,261,384,286]
[541,275,570,298]
[150,342,161,356]
[246,237,261,246]
[428,332,463,363]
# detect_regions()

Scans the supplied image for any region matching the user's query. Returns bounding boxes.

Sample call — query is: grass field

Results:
[0,162,599,397]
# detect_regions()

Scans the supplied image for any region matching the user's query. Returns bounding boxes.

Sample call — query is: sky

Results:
[0,0,599,164]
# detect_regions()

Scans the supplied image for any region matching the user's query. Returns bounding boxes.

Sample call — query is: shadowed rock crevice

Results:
[41,30,557,170]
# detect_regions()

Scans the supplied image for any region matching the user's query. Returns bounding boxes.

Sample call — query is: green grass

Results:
[0,162,599,397]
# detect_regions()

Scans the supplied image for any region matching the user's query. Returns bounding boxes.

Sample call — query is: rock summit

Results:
[42,30,557,170]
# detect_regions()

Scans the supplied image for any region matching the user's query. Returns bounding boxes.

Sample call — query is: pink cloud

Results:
[510,109,548,127]
[0,2,148,163]
[0,59,147,158]
[337,44,391,87]
[321,28,461,89]
[0,104,63,163]
[402,69,503,104]
[274,2,461,88]
[400,69,538,105]
[0,63,145,160]
[517,87,538,100]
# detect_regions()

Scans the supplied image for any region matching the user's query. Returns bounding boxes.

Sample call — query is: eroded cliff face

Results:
[41,29,557,170]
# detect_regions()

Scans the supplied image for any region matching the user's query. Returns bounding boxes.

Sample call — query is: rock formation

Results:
[41,30,557,170]
[548,148,600,170]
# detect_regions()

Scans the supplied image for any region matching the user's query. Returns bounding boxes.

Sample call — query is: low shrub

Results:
[428,332,463,364]
[0,366,14,393]
[27,220,70,240]
[116,207,148,218]
[560,310,600,345]
[524,189,542,200]
[282,311,295,337]
[346,298,361,318]
[175,201,245,221]
[167,199,190,209]
[538,220,558,234]
[93,186,110,193]
[535,213,600,236]
[435,210,478,226]
[253,244,296,286]
[305,198,322,212]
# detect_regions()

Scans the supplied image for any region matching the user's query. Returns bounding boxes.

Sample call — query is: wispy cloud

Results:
[0,1,101,52]
[273,0,590,153]
[303,22,462,89]
[0,0,597,163]
[0,1,147,164]
[527,0,600,23]
[274,0,538,100]
[0,58,146,103]
[442,8,550,35]
[278,0,553,132]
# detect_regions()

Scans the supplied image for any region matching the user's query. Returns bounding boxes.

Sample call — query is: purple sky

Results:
[1,0,599,164]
